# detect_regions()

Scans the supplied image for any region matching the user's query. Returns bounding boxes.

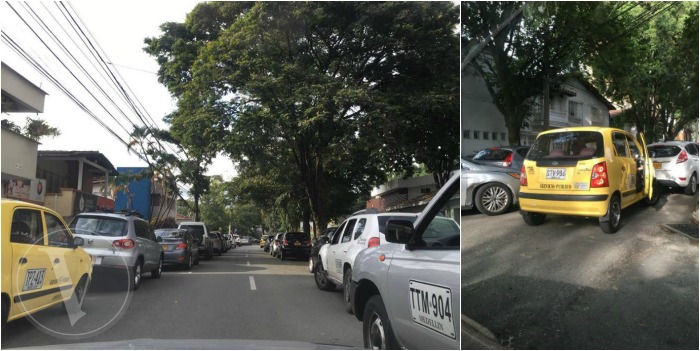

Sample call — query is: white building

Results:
[462,62,615,156]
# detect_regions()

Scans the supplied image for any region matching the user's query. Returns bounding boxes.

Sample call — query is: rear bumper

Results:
[280,247,311,257]
[163,250,189,265]
[655,168,692,187]
[519,192,610,217]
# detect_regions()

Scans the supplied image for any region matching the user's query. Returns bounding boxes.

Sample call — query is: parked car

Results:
[155,228,198,269]
[264,235,274,252]
[270,233,283,257]
[2,199,93,327]
[309,227,338,273]
[314,209,419,313]
[648,141,699,195]
[211,231,226,254]
[276,232,312,261]
[260,234,269,248]
[519,126,656,233]
[350,173,460,349]
[178,222,213,260]
[240,236,250,245]
[461,158,521,215]
[222,234,234,250]
[209,232,223,256]
[69,211,163,290]
[471,146,530,171]
[232,234,241,247]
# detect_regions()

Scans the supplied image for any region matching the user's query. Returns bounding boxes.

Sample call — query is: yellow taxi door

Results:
[637,132,655,200]
[611,132,637,207]
[43,212,80,298]
[9,208,54,317]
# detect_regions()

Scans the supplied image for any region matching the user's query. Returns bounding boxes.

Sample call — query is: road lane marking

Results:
[163,271,309,276]
[247,261,251,266]
[249,276,257,290]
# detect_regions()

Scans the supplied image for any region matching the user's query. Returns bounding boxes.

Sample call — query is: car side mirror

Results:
[156,236,163,242]
[320,236,329,244]
[385,219,415,244]
[73,236,85,248]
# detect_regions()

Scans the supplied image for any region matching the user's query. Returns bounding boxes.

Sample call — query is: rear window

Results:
[528,131,604,160]
[155,229,185,238]
[180,225,204,240]
[648,145,681,158]
[285,232,309,241]
[70,216,128,237]
[473,148,512,162]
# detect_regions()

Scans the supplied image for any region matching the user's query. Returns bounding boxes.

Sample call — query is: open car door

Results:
[637,132,654,201]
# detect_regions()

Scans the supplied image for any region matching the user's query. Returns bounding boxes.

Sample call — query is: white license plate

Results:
[91,256,102,265]
[546,168,567,180]
[409,280,456,339]
[23,269,46,291]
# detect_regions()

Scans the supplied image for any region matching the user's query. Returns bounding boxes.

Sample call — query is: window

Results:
[483,131,489,140]
[625,134,641,159]
[463,130,470,139]
[685,144,698,156]
[11,209,44,245]
[590,106,603,125]
[568,101,583,123]
[613,133,630,157]
[501,133,506,141]
[492,132,498,140]
[331,222,346,245]
[421,188,432,194]
[134,220,150,239]
[353,219,367,240]
[473,130,479,139]
[341,219,357,243]
[46,213,71,248]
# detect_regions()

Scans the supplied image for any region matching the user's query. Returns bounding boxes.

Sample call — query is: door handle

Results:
[54,258,60,265]
[343,250,348,253]
[19,257,27,264]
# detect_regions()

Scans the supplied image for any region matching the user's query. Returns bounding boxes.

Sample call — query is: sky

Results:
[1,0,236,181]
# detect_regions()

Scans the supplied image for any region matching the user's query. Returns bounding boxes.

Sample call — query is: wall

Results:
[1,128,39,180]
[461,64,509,157]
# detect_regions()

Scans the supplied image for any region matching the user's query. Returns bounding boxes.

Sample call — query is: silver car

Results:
[69,212,164,290]
[350,173,460,349]
[648,141,699,195]
[461,158,521,215]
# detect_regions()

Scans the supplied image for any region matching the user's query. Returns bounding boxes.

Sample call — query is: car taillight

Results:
[503,153,513,168]
[113,239,135,249]
[282,240,288,246]
[520,165,528,186]
[368,237,380,248]
[305,241,312,246]
[590,162,609,188]
[677,150,688,164]
[176,242,187,250]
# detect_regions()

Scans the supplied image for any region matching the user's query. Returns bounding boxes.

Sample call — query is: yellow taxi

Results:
[260,234,268,248]
[518,126,656,233]
[1,199,93,326]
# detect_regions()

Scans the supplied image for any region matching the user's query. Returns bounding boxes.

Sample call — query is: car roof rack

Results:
[118,209,142,217]
[351,208,380,216]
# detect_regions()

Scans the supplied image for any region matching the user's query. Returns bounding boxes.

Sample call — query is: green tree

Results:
[145,2,459,231]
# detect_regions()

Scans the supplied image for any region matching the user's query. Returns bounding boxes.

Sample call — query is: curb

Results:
[660,224,699,241]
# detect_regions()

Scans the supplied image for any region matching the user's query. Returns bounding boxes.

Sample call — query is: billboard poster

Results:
[6,179,46,203]
[73,192,98,214]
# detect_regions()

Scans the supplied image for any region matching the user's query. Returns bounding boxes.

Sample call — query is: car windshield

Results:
[70,216,128,237]
[648,145,681,157]
[472,148,512,161]
[527,131,605,160]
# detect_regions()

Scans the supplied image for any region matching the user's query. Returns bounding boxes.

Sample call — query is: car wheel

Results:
[151,255,163,279]
[308,257,314,273]
[64,275,88,310]
[314,261,336,291]
[343,269,353,314]
[184,253,193,270]
[684,173,697,195]
[363,295,398,350]
[194,252,200,266]
[474,183,512,215]
[522,211,546,226]
[205,245,213,260]
[600,195,622,234]
[130,259,143,291]
[217,247,222,256]
[645,183,661,206]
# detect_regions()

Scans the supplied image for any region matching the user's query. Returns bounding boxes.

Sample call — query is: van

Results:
[178,222,213,260]
[518,126,656,233]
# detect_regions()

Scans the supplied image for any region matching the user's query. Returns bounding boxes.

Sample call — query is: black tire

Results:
[1,297,8,330]
[474,183,512,216]
[151,256,163,279]
[63,275,88,311]
[645,183,661,206]
[130,259,143,291]
[280,250,285,261]
[217,246,222,256]
[600,195,622,234]
[308,257,315,273]
[184,253,193,270]
[193,252,200,266]
[363,295,398,349]
[314,261,336,291]
[684,173,697,195]
[343,269,353,314]
[522,211,546,226]
[205,245,213,260]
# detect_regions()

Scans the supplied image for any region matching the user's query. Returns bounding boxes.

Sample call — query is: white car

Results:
[648,141,699,195]
[313,210,418,313]
[232,234,241,247]
[350,173,460,349]
[270,233,283,257]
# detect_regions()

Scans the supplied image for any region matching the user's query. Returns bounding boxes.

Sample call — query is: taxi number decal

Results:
[23,269,46,292]
[409,280,455,339]
[335,259,342,274]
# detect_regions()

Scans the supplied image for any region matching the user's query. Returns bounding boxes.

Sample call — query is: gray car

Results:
[350,173,460,349]
[470,146,530,171]
[69,212,164,290]
[461,158,521,215]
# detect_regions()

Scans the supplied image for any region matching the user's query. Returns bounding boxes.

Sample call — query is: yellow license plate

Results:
[162,244,169,251]
[653,162,661,169]
[294,242,301,246]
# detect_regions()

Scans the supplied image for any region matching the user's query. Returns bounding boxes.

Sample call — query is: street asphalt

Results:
[461,190,699,349]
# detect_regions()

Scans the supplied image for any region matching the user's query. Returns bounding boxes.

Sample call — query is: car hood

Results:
[8,338,360,350]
